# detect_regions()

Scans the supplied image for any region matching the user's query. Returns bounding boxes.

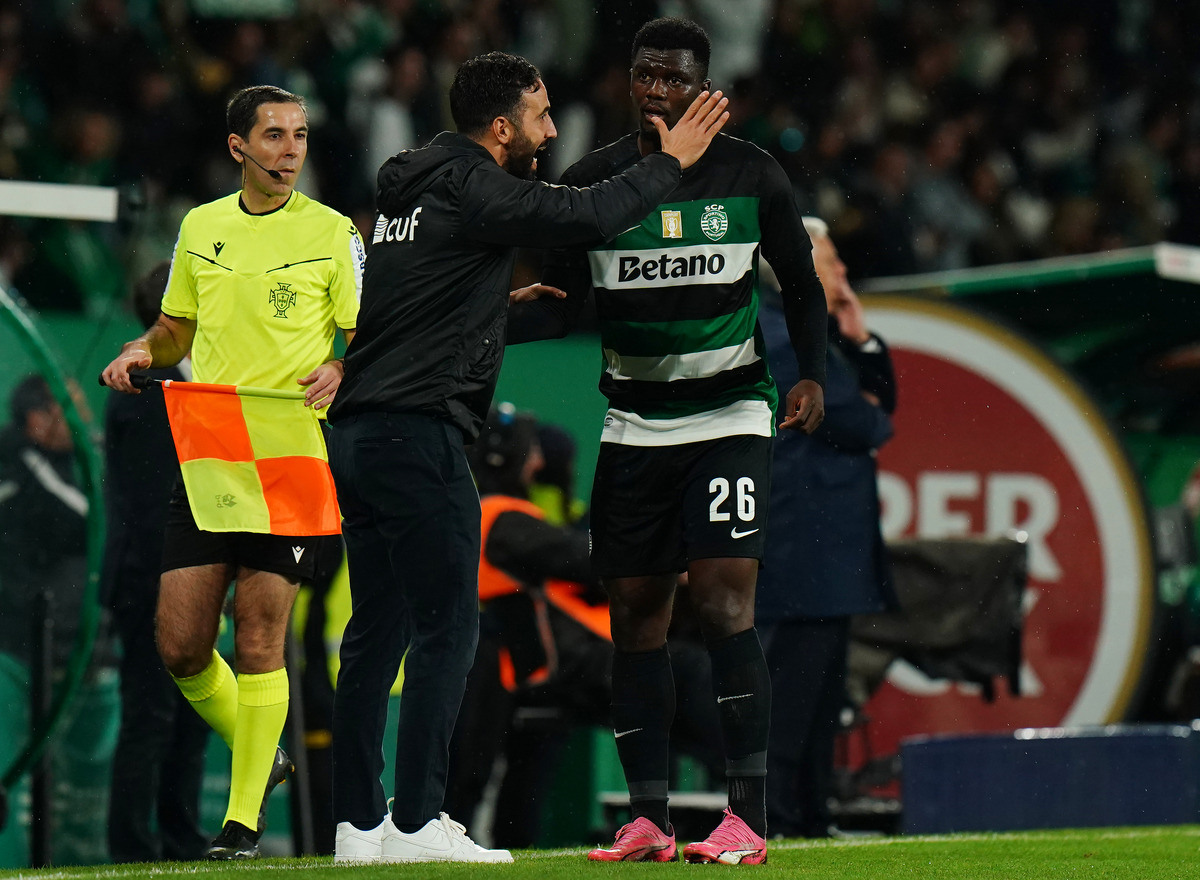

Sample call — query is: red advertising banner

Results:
[860,296,1155,762]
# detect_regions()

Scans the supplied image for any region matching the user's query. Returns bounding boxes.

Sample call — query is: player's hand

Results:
[298,359,344,410]
[780,378,824,433]
[101,344,153,394]
[510,284,566,305]
[656,90,729,170]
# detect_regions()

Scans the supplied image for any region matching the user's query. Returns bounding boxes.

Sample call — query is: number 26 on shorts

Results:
[708,477,755,522]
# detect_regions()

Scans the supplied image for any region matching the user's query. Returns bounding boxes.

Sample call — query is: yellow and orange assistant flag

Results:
[162,380,340,536]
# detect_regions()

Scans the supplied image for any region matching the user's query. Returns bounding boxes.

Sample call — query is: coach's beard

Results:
[504,129,543,180]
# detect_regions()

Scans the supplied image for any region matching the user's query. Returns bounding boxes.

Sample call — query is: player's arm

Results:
[101,313,196,394]
[759,163,827,434]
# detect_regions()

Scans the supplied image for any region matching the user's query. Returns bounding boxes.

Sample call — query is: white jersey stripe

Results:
[603,340,761,383]
[589,242,756,290]
[600,399,773,447]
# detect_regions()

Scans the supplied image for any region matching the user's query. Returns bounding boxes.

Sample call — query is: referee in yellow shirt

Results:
[102,85,363,860]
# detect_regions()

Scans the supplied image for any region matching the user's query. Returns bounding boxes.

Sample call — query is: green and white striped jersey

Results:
[548,133,826,447]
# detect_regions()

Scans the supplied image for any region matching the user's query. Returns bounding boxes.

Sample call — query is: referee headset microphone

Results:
[234,145,282,181]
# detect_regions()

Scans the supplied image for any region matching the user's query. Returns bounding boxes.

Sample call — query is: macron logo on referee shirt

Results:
[373,207,423,244]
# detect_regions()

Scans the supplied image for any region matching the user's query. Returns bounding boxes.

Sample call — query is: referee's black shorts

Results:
[160,478,339,582]
[589,434,773,578]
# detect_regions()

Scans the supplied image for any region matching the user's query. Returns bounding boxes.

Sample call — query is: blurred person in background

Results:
[0,374,90,669]
[446,403,610,849]
[102,262,209,863]
[757,216,897,839]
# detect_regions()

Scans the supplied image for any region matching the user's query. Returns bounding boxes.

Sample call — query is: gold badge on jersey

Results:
[661,210,683,239]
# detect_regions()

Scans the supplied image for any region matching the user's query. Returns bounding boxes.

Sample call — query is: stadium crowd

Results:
[0,0,1198,312]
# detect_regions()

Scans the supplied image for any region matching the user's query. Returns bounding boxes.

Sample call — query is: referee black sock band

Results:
[612,646,674,832]
[708,628,771,836]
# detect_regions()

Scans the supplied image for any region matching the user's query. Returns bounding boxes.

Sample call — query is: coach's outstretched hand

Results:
[656,90,729,170]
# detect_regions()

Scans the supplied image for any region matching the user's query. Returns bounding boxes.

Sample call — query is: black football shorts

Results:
[160,478,338,582]
[589,434,773,578]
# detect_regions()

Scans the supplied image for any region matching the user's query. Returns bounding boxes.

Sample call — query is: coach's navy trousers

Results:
[327,411,481,830]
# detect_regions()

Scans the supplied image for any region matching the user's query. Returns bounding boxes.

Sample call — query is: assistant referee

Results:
[101,85,364,860]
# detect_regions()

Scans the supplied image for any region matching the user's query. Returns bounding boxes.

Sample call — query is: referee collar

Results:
[238,191,294,217]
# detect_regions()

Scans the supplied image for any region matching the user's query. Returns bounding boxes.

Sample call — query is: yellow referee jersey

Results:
[162,190,364,391]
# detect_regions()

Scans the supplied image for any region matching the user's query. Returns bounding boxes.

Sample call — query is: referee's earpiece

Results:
[233,144,282,181]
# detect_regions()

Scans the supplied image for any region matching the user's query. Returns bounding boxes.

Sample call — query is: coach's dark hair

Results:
[450,52,542,137]
[632,18,711,79]
[226,85,308,139]
[132,260,172,331]
[9,373,54,427]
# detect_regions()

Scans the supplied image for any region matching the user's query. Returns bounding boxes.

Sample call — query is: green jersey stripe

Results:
[599,303,758,357]
[603,339,761,383]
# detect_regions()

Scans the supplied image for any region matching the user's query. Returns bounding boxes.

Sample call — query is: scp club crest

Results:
[700,204,728,242]
[269,282,297,318]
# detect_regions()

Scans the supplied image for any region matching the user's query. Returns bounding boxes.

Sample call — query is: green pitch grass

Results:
[4,828,1199,880]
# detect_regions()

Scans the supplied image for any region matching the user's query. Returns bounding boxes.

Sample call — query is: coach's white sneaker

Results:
[334,817,386,864]
[381,812,513,863]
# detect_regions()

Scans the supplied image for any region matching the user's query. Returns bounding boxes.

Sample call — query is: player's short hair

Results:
[632,17,711,79]
[226,85,308,139]
[9,373,54,427]
[132,260,172,331]
[450,52,542,137]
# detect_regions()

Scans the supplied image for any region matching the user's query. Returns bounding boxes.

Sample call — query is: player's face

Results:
[504,79,556,179]
[241,102,308,196]
[630,48,709,144]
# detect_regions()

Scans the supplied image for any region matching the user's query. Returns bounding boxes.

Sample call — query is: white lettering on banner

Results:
[918,472,980,538]
[372,206,423,244]
[878,470,1062,582]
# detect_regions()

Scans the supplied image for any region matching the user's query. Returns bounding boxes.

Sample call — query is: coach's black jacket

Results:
[331,131,685,441]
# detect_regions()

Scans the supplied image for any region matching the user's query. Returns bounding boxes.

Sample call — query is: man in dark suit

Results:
[756,217,897,838]
[103,262,210,862]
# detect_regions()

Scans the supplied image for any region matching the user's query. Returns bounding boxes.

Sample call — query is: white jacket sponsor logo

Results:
[373,207,423,244]
[590,242,755,289]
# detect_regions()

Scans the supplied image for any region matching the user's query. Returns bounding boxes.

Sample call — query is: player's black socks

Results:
[612,646,675,834]
[708,627,771,837]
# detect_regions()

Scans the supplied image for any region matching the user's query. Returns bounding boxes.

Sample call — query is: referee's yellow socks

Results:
[172,650,237,749]
[225,668,289,831]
